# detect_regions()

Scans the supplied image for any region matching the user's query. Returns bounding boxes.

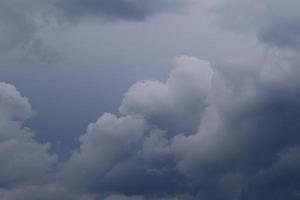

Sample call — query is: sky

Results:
[0,0,300,199]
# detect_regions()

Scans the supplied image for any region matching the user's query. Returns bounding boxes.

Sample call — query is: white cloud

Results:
[119,55,213,134]
[61,113,149,190]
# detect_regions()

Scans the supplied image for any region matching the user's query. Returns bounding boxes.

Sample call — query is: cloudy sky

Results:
[1,0,300,199]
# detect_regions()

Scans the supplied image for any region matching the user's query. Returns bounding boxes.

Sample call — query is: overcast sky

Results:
[1,0,300,199]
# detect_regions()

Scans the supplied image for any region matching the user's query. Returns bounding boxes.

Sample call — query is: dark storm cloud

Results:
[215,0,300,50]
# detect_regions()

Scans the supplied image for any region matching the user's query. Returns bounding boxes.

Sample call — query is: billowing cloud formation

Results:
[1,1,300,199]
[59,56,213,198]
[119,56,213,134]
[59,54,300,199]
[2,50,300,199]
[3,0,300,199]
[0,83,57,187]
[215,0,300,50]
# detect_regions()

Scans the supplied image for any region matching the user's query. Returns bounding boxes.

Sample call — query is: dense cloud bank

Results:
[67,55,300,200]
[2,0,300,199]
[2,52,300,199]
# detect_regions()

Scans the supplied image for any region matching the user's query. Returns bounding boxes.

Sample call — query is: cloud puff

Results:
[0,83,32,121]
[0,82,57,187]
[61,113,186,197]
[119,56,213,134]
[61,113,149,191]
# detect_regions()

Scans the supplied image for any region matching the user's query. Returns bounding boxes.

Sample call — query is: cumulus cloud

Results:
[58,56,212,198]
[3,1,300,199]
[61,113,186,197]
[3,50,300,199]
[0,82,57,187]
[2,48,300,199]
[119,56,213,134]
[58,53,300,199]
[61,113,149,191]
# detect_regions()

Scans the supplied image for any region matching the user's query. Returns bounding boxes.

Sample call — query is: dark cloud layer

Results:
[0,0,187,54]
[215,0,300,50]
[55,0,186,22]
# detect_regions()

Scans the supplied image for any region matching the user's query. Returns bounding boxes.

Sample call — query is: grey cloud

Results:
[168,57,300,199]
[0,0,188,55]
[2,51,300,199]
[0,2,35,52]
[60,56,214,197]
[59,54,300,199]
[0,82,57,187]
[104,195,145,200]
[119,56,213,135]
[104,194,195,200]
[54,0,187,22]
[61,113,149,191]
[4,1,300,199]
[214,0,300,50]
[241,145,300,200]
[57,57,212,198]
[0,0,55,62]
[61,113,185,197]
[0,184,92,200]
[0,83,32,121]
